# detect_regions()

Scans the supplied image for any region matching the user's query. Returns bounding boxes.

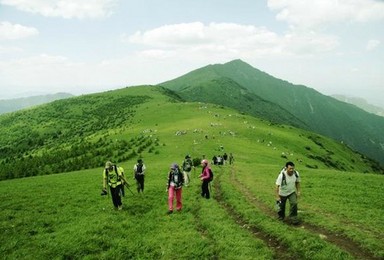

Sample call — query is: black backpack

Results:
[136,163,143,174]
[208,169,214,182]
[172,168,183,188]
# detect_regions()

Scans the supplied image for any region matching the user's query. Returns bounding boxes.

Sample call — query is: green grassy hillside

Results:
[159,59,384,167]
[0,86,383,259]
[0,85,381,181]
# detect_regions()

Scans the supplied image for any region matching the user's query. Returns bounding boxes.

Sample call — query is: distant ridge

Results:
[160,59,384,166]
[0,92,74,114]
[332,95,384,117]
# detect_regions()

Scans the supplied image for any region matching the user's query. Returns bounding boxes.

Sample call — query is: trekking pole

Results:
[120,176,135,195]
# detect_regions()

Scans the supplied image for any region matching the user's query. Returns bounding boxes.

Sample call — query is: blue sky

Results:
[0,0,383,107]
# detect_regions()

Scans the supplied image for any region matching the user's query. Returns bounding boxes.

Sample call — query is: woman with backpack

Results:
[166,163,184,214]
[200,159,212,199]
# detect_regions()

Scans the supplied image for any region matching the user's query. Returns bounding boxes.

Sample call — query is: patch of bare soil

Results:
[228,167,380,260]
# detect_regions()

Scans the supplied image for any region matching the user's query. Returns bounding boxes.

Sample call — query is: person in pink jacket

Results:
[199,159,212,199]
[166,163,184,214]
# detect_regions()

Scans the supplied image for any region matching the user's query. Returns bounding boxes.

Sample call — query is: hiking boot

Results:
[167,210,173,215]
[118,205,123,210]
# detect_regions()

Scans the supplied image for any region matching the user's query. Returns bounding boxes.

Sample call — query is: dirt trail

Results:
[226,166,380,260]
[213,174,300,260]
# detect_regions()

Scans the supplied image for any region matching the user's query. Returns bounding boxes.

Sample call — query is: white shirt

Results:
[275,169,300,196]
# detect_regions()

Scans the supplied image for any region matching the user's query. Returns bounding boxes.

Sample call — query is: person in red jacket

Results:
[199,159,212,199]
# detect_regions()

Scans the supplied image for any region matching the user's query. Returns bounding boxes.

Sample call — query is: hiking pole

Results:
[120,175,135,195]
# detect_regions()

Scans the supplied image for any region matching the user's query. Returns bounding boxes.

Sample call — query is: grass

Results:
[1,87,383,259]
[1,159,383,259]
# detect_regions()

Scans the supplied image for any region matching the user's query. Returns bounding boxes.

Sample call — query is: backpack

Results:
[136,163,143,174]
[172,168,183,188]
[208,168,214,182]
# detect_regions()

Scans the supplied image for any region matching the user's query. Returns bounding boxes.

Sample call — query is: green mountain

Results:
[0,92,73,115]
[159,59,384,166]
[0,85,382,181]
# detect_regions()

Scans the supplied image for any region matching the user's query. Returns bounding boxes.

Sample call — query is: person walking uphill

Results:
[102,161,125,210]
[200,159,212,199]
[275,161,301,224]
[166,163,184,214]
[133,159,146,194]
[182,155,194,186]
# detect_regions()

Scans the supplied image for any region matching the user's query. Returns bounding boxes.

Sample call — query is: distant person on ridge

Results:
[166,163,184,214]
[102,161,125,210]
[229,153,234,165]
[275,161,301,224]
[223,152,228,165]
[182,155,194,186]
[200,159,212,199]
[133,159,146,194]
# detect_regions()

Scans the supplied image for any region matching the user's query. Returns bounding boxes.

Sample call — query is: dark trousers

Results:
[135,174,145,193]
[278,192,297,219]
[110,185,122,208]
[201,180,210,199]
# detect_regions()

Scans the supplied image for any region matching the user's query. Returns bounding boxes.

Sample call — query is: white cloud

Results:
[0,0,118,19]
[126,22,339,60]
[267,0,384,29]
[0,45,23,53]
[0,21,39,40]
[366,39,380,51]
[0,54,82,87]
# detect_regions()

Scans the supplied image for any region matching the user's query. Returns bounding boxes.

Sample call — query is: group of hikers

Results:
[101,156,301,223]
[211,152,234,165]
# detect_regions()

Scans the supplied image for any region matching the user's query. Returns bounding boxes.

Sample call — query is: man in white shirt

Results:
[275,161,301,224]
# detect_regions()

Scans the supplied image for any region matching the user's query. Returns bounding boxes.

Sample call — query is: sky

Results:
[0,0,383,107]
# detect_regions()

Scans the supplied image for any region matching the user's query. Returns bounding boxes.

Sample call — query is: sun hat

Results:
[105,161,113,168]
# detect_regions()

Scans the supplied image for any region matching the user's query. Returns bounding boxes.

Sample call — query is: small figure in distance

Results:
[229,153,234,165]
[223,152,228,165]
[182,155,194,187]
[275,161,301,224]
[166,163,184,214]
[133,159,146,194]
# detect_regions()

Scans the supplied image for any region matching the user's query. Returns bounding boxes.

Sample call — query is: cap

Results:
[105,161,113,168]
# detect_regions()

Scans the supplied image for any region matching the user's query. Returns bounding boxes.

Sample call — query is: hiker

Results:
[275,161,301,223]
[212,155,217,165]
[223,152,228,165]
[133,159,146,194]
[229,153,234,165]
[182,155,194,186]
[200,159,212,199]
[166,163,184,214]
[102,161,125,210]
[217,155,222,165]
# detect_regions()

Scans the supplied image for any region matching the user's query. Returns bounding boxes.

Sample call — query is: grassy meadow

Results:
[1,86,383,259]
